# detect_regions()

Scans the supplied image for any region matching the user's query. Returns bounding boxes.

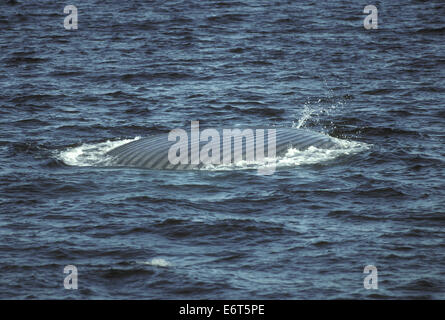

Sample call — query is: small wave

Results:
[229,47,245,53]
[5,56,49,65]
[215,1,246,8]
[221,104,285,117]
[11,94,65,104]
[57,137,140,167]
[120,72,192,82]
[207,13,247,23]
[414,27,445,35]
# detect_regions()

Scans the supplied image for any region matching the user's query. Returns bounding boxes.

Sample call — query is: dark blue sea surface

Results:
[0,0,444,299]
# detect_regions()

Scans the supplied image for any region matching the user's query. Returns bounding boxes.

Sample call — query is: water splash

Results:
[293,79,348,131]
[293,100,320,129]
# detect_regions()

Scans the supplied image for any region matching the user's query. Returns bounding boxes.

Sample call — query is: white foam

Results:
[57,137,140,167]
[276,136,369,167]
[140,258,171,267]
[203,135,370,172]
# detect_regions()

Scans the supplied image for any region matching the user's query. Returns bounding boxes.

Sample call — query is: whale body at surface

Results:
[106,128,337,170]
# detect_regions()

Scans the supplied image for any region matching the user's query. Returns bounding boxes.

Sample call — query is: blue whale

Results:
[106,127,336,170]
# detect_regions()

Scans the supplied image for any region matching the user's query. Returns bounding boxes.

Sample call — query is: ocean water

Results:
[0,0,444,299]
